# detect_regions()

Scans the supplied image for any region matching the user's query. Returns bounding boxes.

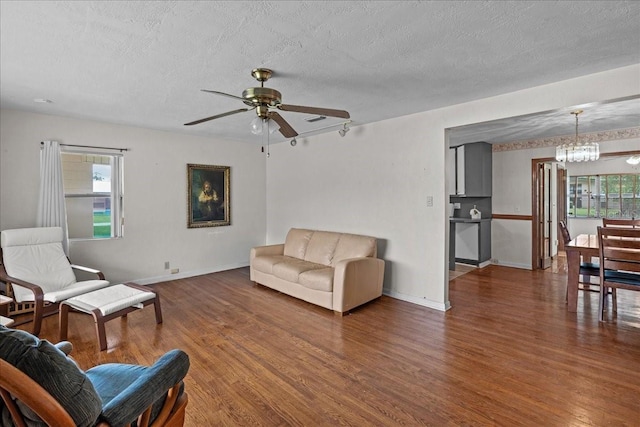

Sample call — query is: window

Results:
[61,151,124,239]
[568,173,639,219]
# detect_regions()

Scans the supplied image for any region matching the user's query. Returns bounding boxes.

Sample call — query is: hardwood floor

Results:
[23,265,640,426]
[449,262,476,280]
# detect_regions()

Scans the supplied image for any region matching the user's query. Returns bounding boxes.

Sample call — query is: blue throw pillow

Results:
[0,325,102,427]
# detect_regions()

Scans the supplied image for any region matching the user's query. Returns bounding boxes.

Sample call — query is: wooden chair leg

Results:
[59,304,69,342]
[91,308,108,351]
[32,299,44,336]
[153,295,163,324]
[598,286,606,322]
[612,288,617,312]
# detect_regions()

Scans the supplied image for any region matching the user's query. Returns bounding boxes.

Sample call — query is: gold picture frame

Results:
[187,164,230,228]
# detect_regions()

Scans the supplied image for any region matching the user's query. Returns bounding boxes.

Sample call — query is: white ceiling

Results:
[1,1,639,145]
[448,95,640,146]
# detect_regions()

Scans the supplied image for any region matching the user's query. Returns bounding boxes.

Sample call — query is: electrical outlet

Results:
[171,268,179,274]
[164,261,170,269]
[426,195,433,207]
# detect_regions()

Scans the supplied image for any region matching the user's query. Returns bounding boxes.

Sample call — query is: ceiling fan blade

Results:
[184,108,250,126]
[268,111,298,138]
[278,104,350,119]
[200,89,246,102]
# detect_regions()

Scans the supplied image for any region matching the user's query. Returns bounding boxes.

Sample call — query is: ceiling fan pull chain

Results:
[266,119,271,158]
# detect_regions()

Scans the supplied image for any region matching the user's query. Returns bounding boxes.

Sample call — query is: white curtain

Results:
[110,155,123,237]
[37,140,69,254]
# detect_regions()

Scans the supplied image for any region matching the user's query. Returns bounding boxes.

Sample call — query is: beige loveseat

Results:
[250,228,385,315]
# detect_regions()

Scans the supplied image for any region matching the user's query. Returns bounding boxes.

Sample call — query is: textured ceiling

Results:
[449,95,640,146]
[1,1,639,145]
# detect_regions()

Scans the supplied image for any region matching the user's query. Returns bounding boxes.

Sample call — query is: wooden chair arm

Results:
[70,264,106,280]
[0,359,76,427]
[0,264,45,300]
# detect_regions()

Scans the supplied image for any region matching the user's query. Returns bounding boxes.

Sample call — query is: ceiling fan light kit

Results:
[555,110,600,163]
[250,116,280,135]
[185,68,350,141]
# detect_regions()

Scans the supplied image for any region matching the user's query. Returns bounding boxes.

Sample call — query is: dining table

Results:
[564,234,599,312]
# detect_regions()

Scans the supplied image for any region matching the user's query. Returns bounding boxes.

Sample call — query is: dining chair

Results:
[602,218,640,228]
[0,227,111,335]
[597,226,640,322]
[559,221,600,291]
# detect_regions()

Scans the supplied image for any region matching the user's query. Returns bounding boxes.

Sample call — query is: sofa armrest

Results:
[333,257,385,313]
[250,244,285,261]
[250,244,285,282]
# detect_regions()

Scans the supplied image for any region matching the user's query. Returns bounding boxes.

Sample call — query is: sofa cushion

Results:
[0,325,102,427]
[283,228,314,259]
[298,268,334,292]
[304,231,341,266]
[273,259,326,283]
[252,255,288,275]
[332,233,377,266]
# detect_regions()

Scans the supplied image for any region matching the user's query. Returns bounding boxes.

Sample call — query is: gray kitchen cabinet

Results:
[449,142,492,197]
[449,218,492,269]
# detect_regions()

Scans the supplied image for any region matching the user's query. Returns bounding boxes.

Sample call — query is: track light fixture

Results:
[288,120,353,148]
[338,123,350,137]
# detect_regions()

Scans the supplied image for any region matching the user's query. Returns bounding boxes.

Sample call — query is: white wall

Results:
[265,64,639,311]
[0,110,266,284]
[1,64,638,310]
[266,113,447,309]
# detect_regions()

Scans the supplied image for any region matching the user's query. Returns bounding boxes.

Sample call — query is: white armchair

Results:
[0,227,110,335]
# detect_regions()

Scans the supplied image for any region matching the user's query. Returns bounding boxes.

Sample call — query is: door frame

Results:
[557,167,567,251]
[531,157,554,270]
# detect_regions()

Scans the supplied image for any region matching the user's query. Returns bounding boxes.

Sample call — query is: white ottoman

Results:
[0,295,14,327]
[59,283,162,351]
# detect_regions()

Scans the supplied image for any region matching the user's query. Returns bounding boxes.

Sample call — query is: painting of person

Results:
[188,164,230,227]
[197,180,223,220]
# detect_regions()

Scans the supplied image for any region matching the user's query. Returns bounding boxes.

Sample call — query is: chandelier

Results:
[555,110,600,162]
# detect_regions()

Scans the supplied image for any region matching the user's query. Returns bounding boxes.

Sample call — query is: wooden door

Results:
[537,162,552,269]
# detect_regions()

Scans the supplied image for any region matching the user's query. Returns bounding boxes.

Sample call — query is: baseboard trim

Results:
[133,262,250,285]
[383,290,451,312]
[490,260,531,270]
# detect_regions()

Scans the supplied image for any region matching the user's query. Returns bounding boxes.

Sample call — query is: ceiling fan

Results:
[184,68,350,138]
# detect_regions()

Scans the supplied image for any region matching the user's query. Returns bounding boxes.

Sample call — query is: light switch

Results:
[426,196,433,207]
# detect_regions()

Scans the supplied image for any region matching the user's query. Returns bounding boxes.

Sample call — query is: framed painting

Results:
[187,164,230,228]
